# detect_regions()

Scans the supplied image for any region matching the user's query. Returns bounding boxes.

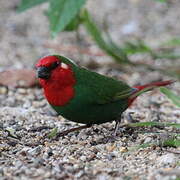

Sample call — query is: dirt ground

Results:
[0,0,180,180]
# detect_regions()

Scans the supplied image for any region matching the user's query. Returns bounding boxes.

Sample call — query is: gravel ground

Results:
[0,0,180,180]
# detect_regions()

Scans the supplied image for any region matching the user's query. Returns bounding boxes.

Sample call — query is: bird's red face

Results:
[36,55,70,80]
[36,55,76,106]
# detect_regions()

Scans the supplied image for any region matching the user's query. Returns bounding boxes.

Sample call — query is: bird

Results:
[36,55,174,136]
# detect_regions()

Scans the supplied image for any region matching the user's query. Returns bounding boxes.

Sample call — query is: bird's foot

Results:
[113,126,127,137]
[113,118,122,136]
[55,124,92,139]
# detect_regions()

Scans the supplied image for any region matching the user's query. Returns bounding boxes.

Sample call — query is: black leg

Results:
[56,124,92,138]
[113,115,122,136]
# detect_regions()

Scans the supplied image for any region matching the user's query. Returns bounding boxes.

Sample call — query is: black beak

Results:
[37,66,51,79]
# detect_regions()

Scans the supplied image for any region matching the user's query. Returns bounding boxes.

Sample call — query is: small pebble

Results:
[17,88,27,95]
[32,100,46,108]
[106,144,116,152]
[158,153,176,165]
[0,87,7,94]
[144,137,152,144]
[28,146,42,156]
[119,147,128,153]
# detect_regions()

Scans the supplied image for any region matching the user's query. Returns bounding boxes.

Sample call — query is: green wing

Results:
[74,67,134,105]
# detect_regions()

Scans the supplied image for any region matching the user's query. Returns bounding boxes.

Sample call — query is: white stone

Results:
[158,153,176,165]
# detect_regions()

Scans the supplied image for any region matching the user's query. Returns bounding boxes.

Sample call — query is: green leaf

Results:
[138,143,152,149]
[128,122,180,129]
[81,9,131,64]
[123,40,152,55]
[47,127,58,138]
[5,127,19,139]
[131,137,180,150]
[153,52,180,60]
[64,15,81,31]
[162,138,180,148]
[18,0,48,12]
[47,0,86,37]
[160,87,180,107]
[155,0,167,2]
[163,38,180,46]
[128,143,152,152]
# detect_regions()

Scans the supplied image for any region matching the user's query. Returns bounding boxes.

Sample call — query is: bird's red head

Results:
[36,55,76,106]
[36,55,60,68]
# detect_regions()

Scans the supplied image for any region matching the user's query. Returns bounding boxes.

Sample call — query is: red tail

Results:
[128,80,175,106]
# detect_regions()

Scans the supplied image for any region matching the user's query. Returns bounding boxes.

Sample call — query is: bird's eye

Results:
[49,61,60,70]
